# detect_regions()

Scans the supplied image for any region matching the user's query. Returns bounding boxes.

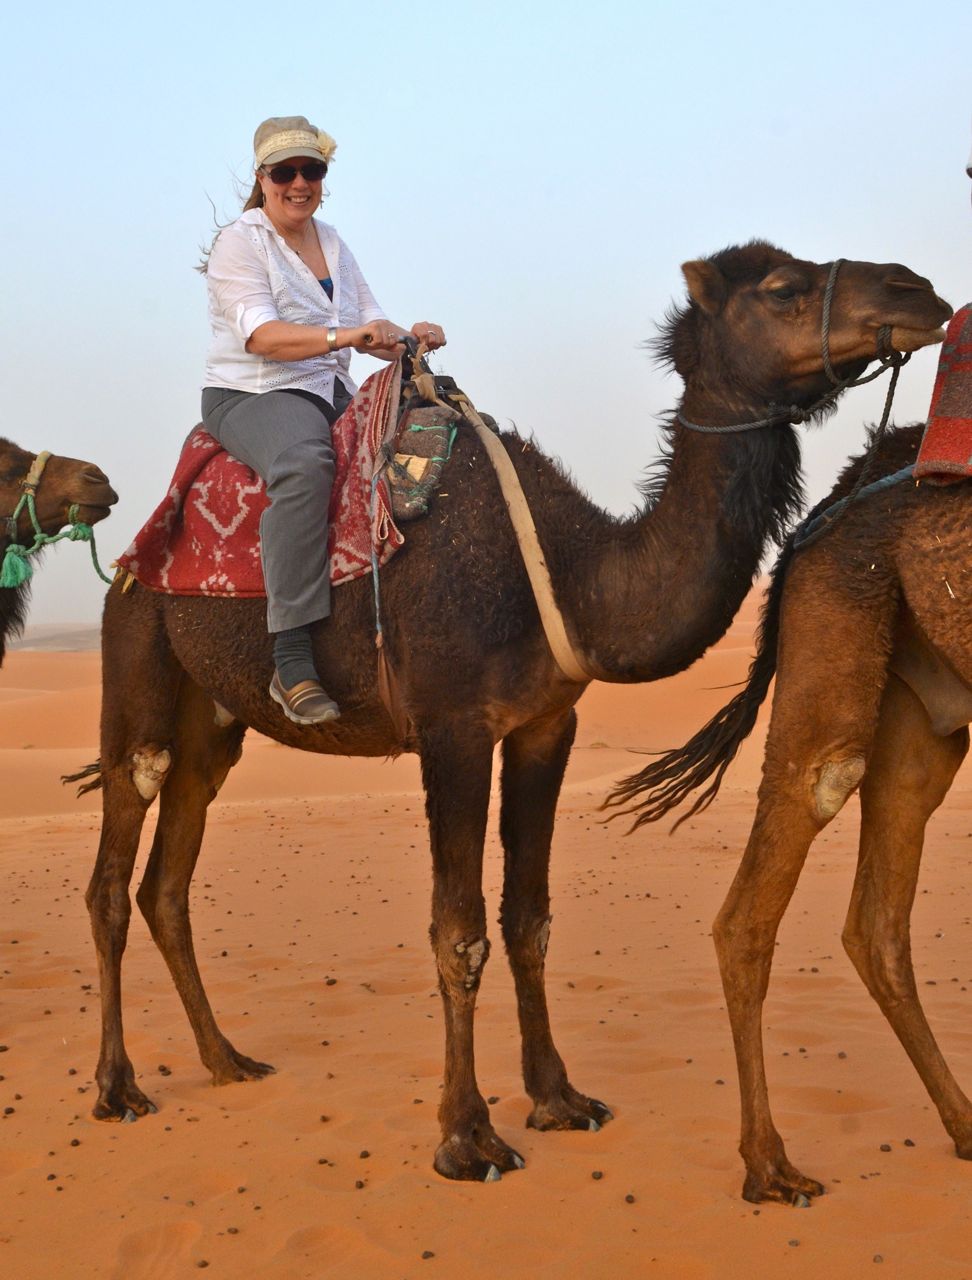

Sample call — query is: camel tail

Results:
[602,536,796,833]
[62,760,103,796]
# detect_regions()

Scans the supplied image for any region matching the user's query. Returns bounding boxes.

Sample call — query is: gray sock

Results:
[272,625,319,689]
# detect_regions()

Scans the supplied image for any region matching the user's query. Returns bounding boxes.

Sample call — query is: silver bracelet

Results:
[326,327,338,353]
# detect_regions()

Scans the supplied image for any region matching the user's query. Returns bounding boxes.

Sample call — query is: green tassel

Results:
[0,544,34,589]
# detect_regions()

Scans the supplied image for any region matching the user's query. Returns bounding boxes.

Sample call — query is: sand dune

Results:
[2,591,971,1278]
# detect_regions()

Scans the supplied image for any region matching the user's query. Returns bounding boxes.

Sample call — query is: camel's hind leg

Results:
[135,679,270,1085]
[88,779,165,1120]
[843,674,972,1156]
[499,709,612,1132]
[419,716,524,1182]
[86,586,182,1121]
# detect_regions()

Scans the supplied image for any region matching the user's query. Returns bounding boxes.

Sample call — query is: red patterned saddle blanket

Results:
[915,303,972,483]
[116,362,406,596]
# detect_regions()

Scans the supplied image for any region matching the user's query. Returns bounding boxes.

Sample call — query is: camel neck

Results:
[676,385,792,432]
[557,416,801,683]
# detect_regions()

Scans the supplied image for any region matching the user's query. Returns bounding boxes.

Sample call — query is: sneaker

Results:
[269,671,341,725]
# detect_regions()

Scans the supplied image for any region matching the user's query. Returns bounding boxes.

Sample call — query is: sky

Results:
[3,0,971,625]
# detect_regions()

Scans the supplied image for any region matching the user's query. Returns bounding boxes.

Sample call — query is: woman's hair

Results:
[198,163,328,271]
[242,177,265,212]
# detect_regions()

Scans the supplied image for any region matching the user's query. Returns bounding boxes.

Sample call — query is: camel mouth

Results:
[818,323,948,376]
[77,501,116,526]
[887,324,947,353]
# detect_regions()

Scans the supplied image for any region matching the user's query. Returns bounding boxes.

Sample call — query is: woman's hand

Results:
[351,320,409,356]
[345,319,447,359]
[410,321,447,351]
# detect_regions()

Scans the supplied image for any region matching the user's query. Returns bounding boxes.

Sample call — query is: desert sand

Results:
[2,593,971,1279]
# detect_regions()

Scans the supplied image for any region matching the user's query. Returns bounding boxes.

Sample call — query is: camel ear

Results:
[681,259,727,315]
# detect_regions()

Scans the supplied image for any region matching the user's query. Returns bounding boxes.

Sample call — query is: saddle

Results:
[116,354,494,599]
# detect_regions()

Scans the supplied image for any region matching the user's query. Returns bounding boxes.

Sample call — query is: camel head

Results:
[0,439,118,543]
[666,241,952,416]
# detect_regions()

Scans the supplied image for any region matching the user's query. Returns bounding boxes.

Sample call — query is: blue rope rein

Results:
[791,464,916,551]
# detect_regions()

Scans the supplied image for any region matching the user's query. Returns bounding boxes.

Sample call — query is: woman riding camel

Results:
[201,115,446,724]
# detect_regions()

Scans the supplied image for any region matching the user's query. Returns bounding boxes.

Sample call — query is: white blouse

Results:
[203,208,387,403]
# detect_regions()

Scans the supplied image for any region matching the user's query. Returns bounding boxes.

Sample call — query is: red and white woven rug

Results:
[915,304,972,483]
[116,363,405,596]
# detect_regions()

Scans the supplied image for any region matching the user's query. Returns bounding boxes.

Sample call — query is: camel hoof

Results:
[208,1046,276,1085]
[742,1166,826,1206]
[434,1130,525,1182]
[527,1089,613,1132]
[92,1078,159,1123]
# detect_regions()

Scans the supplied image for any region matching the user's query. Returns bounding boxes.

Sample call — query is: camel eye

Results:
[769,284,797,302]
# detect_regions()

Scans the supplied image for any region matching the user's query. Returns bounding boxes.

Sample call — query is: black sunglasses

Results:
[263,161,327,185]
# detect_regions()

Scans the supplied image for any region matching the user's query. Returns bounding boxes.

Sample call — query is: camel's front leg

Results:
[420,719,524,1182]
[714,786,829,1205]
[715,573,897,1204]
[499,710,612,1132]
[844,675,972,1155]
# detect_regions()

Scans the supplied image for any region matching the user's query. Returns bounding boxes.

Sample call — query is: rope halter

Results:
[0,450,113,588]
[677,257,911,435]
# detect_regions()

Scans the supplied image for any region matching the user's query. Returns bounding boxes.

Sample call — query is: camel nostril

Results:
[83,467,110,485]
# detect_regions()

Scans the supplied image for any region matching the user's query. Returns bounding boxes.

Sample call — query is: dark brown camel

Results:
[0,439,117,664]
[85,242,951,1182]
[607,417,972,1205]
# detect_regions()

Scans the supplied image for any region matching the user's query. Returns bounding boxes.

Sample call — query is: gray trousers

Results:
[201,384,351,634]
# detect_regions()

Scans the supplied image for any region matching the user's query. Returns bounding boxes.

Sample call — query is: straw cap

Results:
[254,115,337,169]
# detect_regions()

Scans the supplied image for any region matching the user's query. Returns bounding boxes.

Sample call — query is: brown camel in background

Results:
[609,420,972,1205]
[84,242,951,1181]
[0,439,117,664]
